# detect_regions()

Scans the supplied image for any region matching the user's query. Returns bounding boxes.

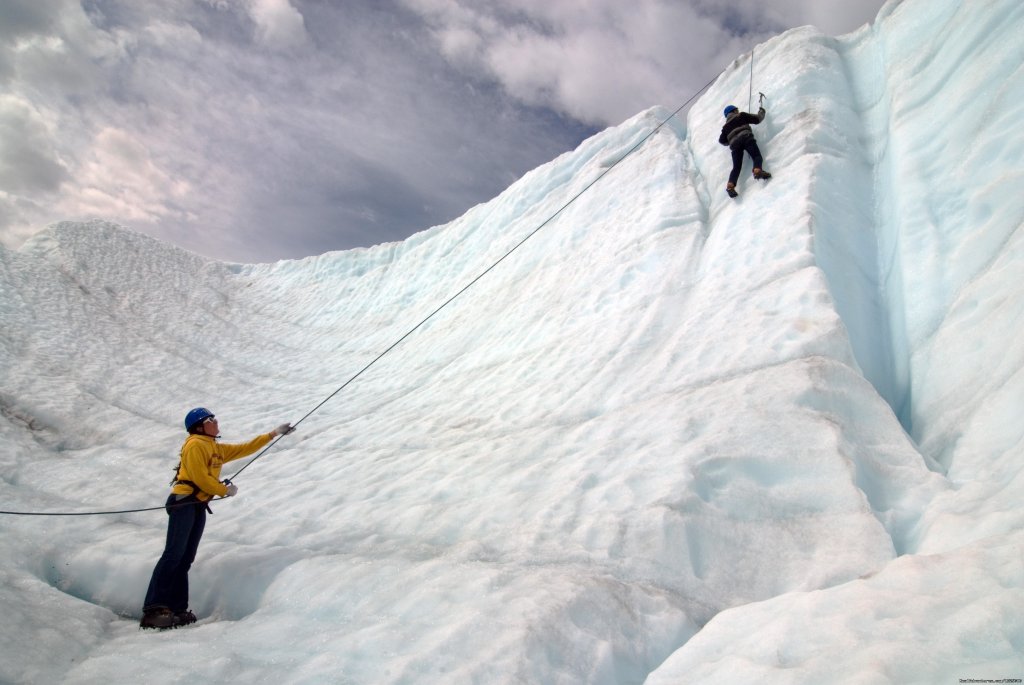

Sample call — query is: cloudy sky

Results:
[1,0,888,263]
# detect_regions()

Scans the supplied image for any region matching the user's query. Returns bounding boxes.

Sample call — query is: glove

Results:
[275,423,295,436]
[224,483,238,497]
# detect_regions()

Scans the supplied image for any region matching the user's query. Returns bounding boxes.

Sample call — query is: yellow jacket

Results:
[171,433,273,501]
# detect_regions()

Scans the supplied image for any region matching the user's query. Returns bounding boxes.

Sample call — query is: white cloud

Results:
[0,94,69,194]
[248,0,308,49]
[143,20,204,49]
[0,93,67,245]
[436,25,483,63]
[59,127,192,225]
[398,0,753,125]
[399,0,886,125]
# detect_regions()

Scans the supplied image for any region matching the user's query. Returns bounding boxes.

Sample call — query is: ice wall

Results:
[841,0,1024,459]
[694,0,1024,478]
[650,0,1024,680]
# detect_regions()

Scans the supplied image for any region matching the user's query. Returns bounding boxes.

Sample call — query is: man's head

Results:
[184,407,217,435]
[723,105,738,117]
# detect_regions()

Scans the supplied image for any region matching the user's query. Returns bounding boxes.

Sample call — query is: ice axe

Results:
[758,92,766,106]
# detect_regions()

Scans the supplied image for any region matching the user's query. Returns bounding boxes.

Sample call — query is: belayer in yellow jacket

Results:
[140,407,294,630]
[172,432,272,501]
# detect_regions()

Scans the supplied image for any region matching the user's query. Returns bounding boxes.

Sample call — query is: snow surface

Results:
[1,0,1022,682]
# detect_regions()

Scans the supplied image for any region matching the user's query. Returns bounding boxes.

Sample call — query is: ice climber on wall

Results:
[139,408,294,630]
[719,104,772,198]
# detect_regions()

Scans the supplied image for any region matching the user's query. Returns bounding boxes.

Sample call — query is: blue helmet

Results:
[723,105,738,117]
[184,407,214,431]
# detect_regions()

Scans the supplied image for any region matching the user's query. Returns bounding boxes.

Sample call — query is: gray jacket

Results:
[719,108,766,149]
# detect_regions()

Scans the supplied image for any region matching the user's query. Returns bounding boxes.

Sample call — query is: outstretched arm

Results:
[220,433,274,463]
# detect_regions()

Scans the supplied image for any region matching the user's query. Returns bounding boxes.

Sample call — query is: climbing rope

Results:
[1,71,721,518]
[748,47,755,110]
[0,499,213,517]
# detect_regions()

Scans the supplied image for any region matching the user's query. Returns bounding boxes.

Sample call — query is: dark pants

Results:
[729,138,764,185]
[143,494,207,612]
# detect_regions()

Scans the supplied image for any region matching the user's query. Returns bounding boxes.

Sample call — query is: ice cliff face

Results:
[1,0,1021,682]
[696,0,1024,463]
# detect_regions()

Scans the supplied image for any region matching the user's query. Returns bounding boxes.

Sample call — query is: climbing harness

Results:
[1,71,723,518]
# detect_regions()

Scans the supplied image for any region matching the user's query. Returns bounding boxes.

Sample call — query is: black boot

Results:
[140,606,177,630]
[175,609,197,626]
